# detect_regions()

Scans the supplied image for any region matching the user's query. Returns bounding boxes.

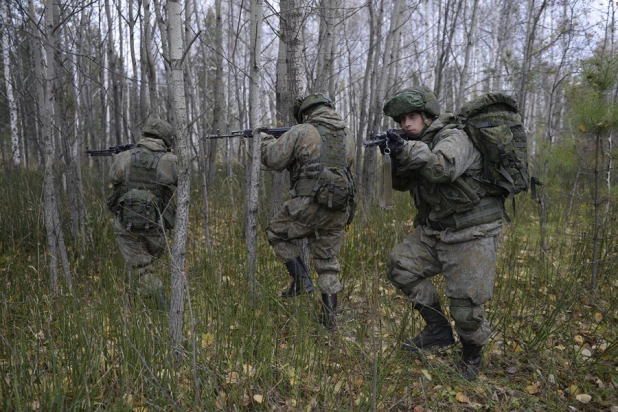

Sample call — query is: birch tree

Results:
[38,0,72,293]
[1,0,20,166]
[247,0,263,303]
[167,0,192,351]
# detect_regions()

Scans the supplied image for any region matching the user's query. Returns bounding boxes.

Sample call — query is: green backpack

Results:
[455,93,531,198]
[118,148,165,232]
[118,188,161,231]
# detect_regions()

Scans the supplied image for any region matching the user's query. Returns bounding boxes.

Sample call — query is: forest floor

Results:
[1,170,617,411]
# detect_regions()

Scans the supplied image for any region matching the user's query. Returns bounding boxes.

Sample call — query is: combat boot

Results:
[458,338,483,381]
[320,293,338,332]
[402,301,455,352]
[281,258,314,298]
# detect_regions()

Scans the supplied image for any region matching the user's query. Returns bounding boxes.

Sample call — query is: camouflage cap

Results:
[293,93,335,124]
[383,86,440,122]
[142,118,174,147]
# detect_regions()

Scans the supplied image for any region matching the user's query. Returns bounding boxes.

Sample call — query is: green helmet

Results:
[383,86,440,123]
[293,93,335,124]
[142,118,174,147]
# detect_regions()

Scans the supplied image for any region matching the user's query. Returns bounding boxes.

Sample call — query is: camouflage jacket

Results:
[260,106,355,194]
[107,137,178,225]
[392,116,503,231]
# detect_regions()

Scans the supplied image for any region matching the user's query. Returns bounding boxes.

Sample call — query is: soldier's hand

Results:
[386,129,405,154]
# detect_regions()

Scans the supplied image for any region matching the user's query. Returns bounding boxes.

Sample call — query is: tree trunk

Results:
[456,0,480,110]
[39,0,72,293]
[2,0,20,167]
[167,0,191,353]
[247,0,264,304]
[143,0,158,117]
[517,0,548,120]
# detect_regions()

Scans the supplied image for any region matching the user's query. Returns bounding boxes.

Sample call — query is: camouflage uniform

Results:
[107,131,178,301]
[388,115,503,346]
[261,104,355,295]
[383,87,505,379]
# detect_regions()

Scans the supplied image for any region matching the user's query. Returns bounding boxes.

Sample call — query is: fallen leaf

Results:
[414,406,424,412]
[506,366,518,375]
[526,384,540,394]
[574,335,584,345]
[575,394,591,403]
[594,312,603,322]
[421,369,432,381]
[253,394,263,403]
[201,333,214,348]
[456,392,469,403]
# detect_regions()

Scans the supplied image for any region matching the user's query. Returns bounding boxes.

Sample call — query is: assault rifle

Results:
[363,129,408,148]
[86,143,134,157]
[204,127,291,139]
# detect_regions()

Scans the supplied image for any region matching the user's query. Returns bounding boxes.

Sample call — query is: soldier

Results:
[107,118,178,311]
[261,93,356,331]
[381,87,505,380]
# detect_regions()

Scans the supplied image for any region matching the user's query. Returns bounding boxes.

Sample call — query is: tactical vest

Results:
[118,148,165,231]
[413,124,505,231]
[292,122,347,197]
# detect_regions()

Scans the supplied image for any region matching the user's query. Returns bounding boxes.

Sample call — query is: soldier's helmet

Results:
[142,118,174,147]
[292,93,336,124]
[383,86,441,123]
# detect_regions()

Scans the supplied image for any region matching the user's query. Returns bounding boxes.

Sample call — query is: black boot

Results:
[320,293,338,332]
[281,258,314,298]
[402,301,455,352]
[458,338,483,381]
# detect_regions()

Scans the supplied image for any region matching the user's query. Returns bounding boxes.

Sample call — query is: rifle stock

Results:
[204,127,291,139]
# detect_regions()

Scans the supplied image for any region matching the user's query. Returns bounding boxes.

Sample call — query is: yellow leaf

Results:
[201,333,214,348]
[456,392,469,403]
[594,312,603,322]
[526,384,540,394]
[215,393,226,409]
[569,384,579,395]
[574,335,584,345]
[576,394,591,403]
[253,394,263,404]
[421,369,432,381]
[578,124,587,132]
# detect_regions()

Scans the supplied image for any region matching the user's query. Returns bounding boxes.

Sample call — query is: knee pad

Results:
[449,298,482,333]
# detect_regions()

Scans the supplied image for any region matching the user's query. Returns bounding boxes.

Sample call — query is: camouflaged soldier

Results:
[261,93,356,331]
[381,87,504,380]
[107,118,178,311]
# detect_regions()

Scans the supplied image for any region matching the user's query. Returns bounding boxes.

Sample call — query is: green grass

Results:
[1,165,617,411]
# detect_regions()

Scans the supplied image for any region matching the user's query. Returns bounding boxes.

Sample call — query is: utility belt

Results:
[426,196,504,231]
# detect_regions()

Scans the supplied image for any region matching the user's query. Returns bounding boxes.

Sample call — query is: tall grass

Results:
[1,165,616,411]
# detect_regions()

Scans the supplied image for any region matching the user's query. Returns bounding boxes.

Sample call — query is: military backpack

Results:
[117,148,165,231]
[293,123,356,219]
[455,93,532,199]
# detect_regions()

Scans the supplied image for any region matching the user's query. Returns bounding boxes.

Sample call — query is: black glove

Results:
[386,129,405,154]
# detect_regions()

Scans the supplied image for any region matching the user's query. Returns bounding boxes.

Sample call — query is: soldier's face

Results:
[400,112,425,135]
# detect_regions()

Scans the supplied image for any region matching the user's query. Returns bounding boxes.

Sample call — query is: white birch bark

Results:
[456,0,479,110]
[1,0,20,166]
[167,0,191,351]
[38,0,72,292]
[247,0,263,303]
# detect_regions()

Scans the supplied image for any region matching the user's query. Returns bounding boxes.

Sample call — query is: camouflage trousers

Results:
[387,223,502,345]
[266,196,349,294]
[113,218,166,297]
